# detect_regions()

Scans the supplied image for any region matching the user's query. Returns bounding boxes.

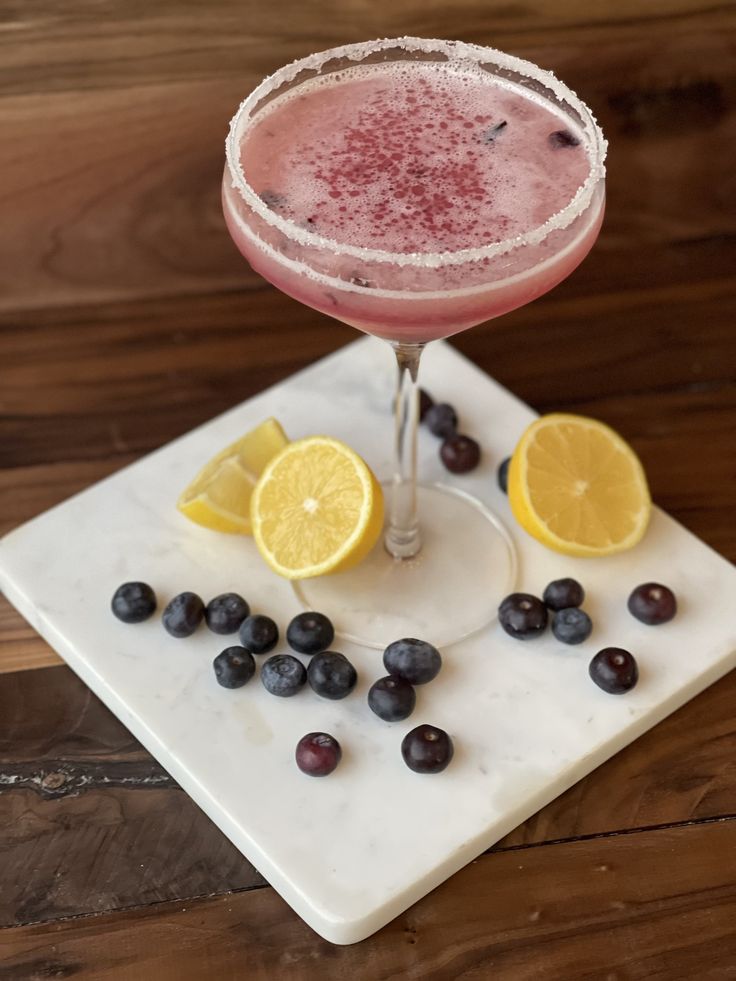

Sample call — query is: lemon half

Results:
[251,435,384,579]
[508,413,651,557]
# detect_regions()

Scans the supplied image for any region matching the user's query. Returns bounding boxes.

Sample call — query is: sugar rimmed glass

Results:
[222,37,606,648]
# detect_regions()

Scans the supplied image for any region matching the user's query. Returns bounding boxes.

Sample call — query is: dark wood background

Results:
[1,2,735,978]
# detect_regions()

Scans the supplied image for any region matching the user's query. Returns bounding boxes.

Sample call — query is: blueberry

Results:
[259,189,287,210]
[295,732,342,777]
[307,651,357,700]
[440,434,481,474]
[481,120,507,144]
[401,724,454,774]
[424,403,458,438]
[162,592,204,637]
[552,607,592,645]
[548,129,580,148]
[261,654,306,697]
[205,593,250,634]
[589,647,638,694]
[497,456,511,494]
[286,611,335,656]
[213,646,256,689]
[239,614,279,654]
[543,578,585,611]
[627,583,677,625]
[498,593,548,640]
[368,676,416,722]
[383,638,441,685]
[111,582,157,623]
[419,389,434,421]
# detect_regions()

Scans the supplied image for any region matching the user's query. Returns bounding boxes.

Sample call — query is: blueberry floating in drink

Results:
[548,129,580,148]
[205,593,250,635]
[295,732,342,777]
[111,582,157,623]
[480,120,507,143]
[213,647,256,689]
[627,583,677,625]
[258,189,288,210]
[401,724,454,774]
[261,654,307,696]
[589,648,638,694]
[162,592,205,638]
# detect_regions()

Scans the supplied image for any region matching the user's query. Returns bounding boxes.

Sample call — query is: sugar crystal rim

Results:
[225,37,607,268]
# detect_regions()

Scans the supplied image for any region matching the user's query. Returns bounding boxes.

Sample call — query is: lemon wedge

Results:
[508,413,651,556]
[177,418,289,534]
[251,436,384,579]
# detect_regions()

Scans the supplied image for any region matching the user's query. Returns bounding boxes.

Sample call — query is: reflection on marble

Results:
[1,337,735,944]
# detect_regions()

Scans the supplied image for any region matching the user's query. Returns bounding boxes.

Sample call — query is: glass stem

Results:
[386,341,425,559]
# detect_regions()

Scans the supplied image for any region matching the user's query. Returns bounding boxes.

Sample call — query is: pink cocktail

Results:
[223,39,606,646]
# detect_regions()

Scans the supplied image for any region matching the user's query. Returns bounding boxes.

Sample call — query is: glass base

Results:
[292,483,518,650]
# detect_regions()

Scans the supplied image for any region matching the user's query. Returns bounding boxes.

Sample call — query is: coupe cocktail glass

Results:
[223,38,606,648]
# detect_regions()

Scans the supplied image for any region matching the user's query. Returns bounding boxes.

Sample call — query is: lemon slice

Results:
[508,413,651,556]
[251,436,384,579]
[177,418,289,533]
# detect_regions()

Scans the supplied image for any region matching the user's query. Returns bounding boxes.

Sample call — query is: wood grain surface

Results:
[1,0,735,976]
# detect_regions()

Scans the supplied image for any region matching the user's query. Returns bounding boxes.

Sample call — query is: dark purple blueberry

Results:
[543,578,585,611]
[239,614,279,654]
[401,724,454,774]
[383,638,442,685]
[258,189,287,210]
[419,388,434,421]
[440,434,481,474]
[162,592,204,638]
[261,654,306,697]
[295,732,342,777]
[349,274,376,288]
[111,582,157,623]
[498,593,548,640]
[627,583,677,625]
[205,593,250,634]
[552,607,592,645]
[589,648,638,694]
[548,129,580,148]
[368,676,416,722]
[307,651,357,700]
[213,646,256,689]
[286,611,335,656]
[481,120,507,143]
[497,456,511,494]
[424,403,458,438]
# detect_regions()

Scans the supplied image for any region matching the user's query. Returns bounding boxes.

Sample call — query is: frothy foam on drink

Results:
[240,62,591,254]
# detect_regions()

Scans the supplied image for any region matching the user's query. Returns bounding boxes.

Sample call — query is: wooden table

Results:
[2,3,735,977]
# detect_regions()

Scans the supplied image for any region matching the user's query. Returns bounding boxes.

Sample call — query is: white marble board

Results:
[1,337,735,945]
